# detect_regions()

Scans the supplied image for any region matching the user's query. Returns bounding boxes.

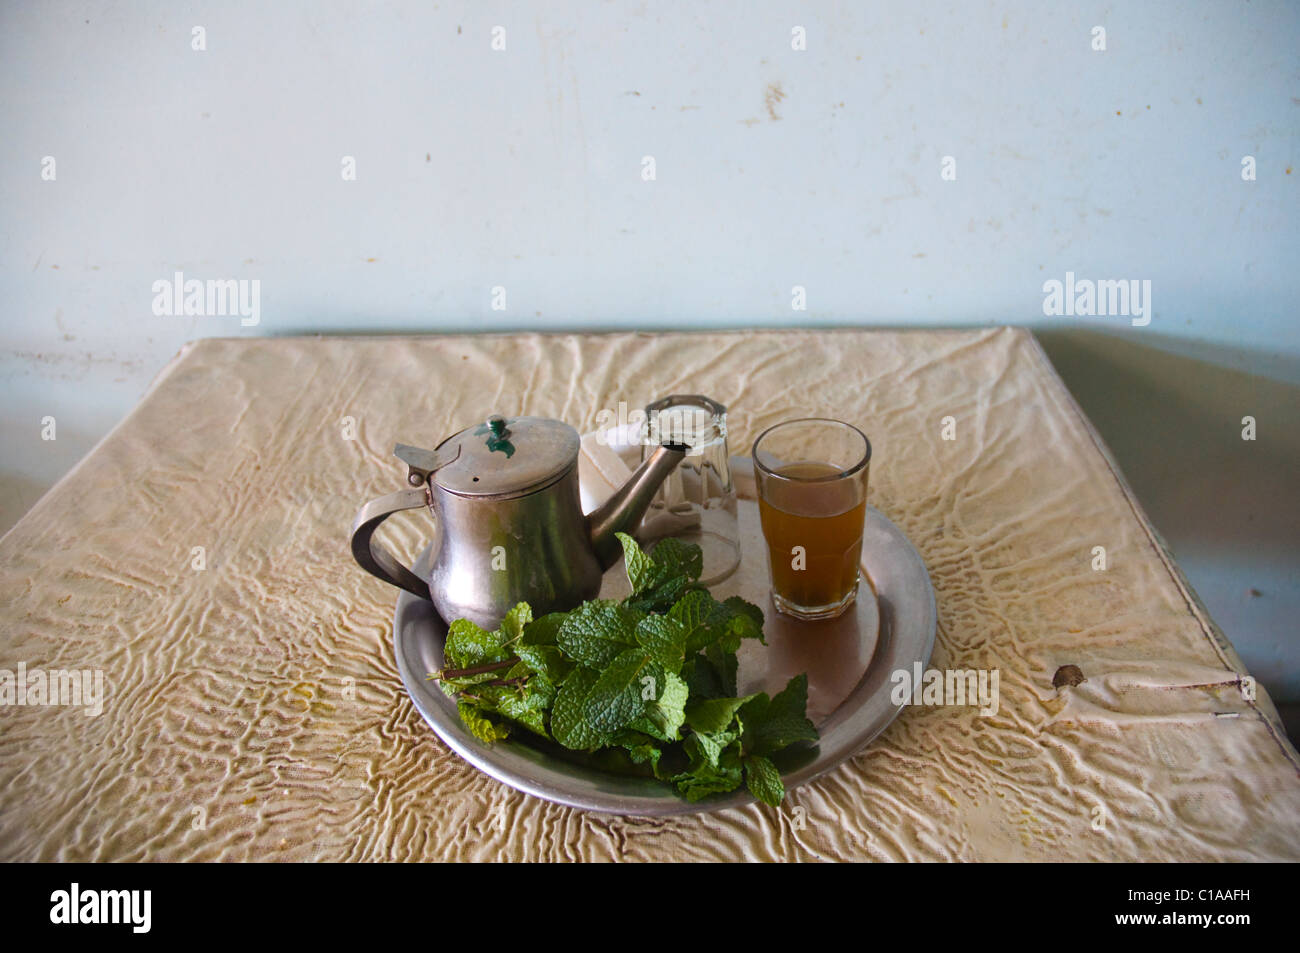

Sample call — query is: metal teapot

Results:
[350,414,686,629]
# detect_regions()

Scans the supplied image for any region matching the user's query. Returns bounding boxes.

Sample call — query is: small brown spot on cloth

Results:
[1053,664,1086,689]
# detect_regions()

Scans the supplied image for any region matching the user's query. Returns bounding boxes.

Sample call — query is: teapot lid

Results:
[429,414,580,497]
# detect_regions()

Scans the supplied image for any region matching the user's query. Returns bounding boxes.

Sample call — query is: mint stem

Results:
[437,658,519,679]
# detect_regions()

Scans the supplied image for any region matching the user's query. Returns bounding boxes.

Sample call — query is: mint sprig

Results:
[431,532,818,806]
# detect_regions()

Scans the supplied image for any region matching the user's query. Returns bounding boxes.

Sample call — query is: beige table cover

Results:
[2,328,1297,862]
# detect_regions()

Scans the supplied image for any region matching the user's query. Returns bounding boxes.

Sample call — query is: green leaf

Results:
[681,653,724,700]
[670,591,765,655]
[624,741,662,773]
[453,676,553,737]
[628,671,690,742]
[514,645,572,685]
[457,701,510,745]
[522,669,559,707]
[618,532,705,596]
[704,642,739,697]
[498,602,533,643]
[685,694,756,735]
[551,667,606,750]
[617,532,658,594]
[496,659,557,702]
[618,533,708,613]
[611,728,657,747]
[634,614,687,674]
[707,599,763,655]
[741,674,819,756]
[623,575,702,615]
[556,600,640,669]
[582,648,664,736]
[722,596,766,644]
[649,536,704,583]
[675,773,743,801]
[491,685,550,739]
[522,612,567,646]
[672,740,743,801]
[743,754,785,806]
[670,590,723,654]
[684,726,740,770]
[443,617,510,670]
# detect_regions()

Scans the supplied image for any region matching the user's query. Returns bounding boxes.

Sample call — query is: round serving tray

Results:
[392,465,936,817]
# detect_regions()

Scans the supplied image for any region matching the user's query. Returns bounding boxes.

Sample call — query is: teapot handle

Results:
[350,486,433,601]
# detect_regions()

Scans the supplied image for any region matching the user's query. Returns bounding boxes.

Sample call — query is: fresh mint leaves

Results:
[432,532,819,806]
[556,600,639,668]
[551,667,605,749]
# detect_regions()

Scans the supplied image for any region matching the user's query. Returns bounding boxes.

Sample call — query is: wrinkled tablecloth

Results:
[1,327,1296,861]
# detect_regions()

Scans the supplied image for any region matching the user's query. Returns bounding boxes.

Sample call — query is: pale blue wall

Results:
[2,2,1297,696]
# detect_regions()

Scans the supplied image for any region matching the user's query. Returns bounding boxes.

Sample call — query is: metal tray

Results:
[393,480,936,816]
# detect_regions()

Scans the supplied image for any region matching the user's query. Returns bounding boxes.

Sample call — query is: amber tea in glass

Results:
[752,419,871,620]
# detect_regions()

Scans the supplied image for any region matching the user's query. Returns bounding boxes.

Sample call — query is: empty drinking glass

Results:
[639,395,741,585]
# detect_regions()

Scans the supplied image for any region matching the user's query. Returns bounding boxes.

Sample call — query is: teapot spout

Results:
[588,443,688,570]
